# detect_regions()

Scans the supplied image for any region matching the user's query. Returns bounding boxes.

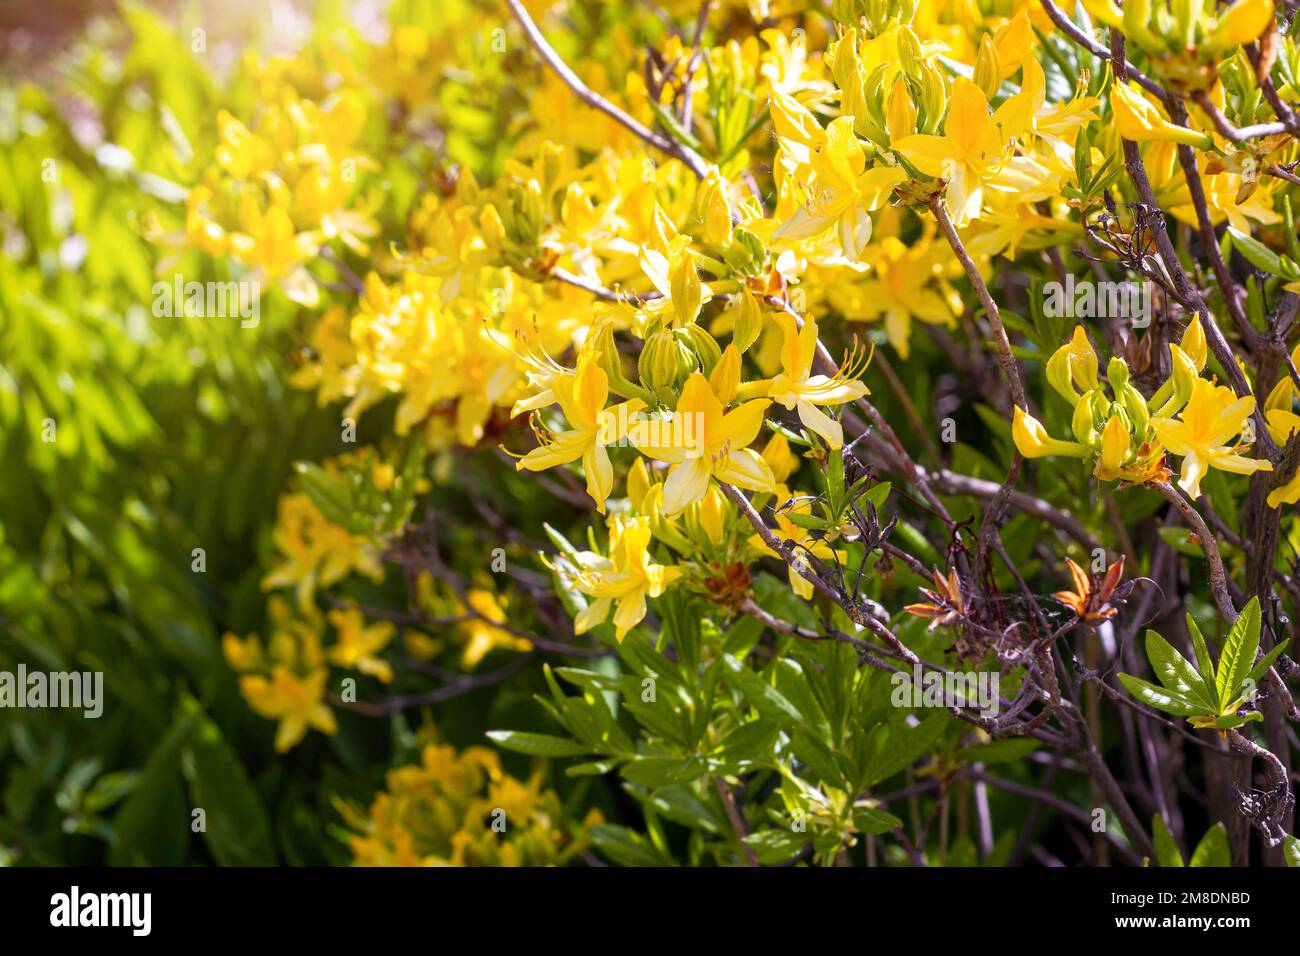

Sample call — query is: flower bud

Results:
[639,327,693,402]
[1098,414,1131,475]
[886,78,917,142]
[697,170,732,248]
[897,26,923,81]
[919,61,948,134]
[677,322,722,377]
[670,254,703,326]
[1107,356,1130,393]
[710,344,742,402]
[973,35,1002,100]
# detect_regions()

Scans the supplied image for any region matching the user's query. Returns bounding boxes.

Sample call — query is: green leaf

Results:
[1284,835,1300,867]
[109,709,196,866]
[852,806,903,836]
[862,712,951,787]
[1145,630,1217,711]
[181,696,275,866]
[719,655,803,724]
[1217,598,1261,711]
[1117,673,1205,716]
[294,461,357,531]
[1246,638,1289,687]
[486,730,591,758]
[1229,228,1299,280]
[956,738,1040,766]
[1151,814,1184,867]
[1189,823,1230,867]
[590,823,676,867]
[1185,614,1219,707]
[744,828,806,865]
[641,784,723,835]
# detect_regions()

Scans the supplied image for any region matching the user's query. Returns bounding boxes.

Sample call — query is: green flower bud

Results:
[677,322,722,377]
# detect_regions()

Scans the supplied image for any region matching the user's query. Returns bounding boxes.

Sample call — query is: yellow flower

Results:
[1110,82,1214,150]
[1012,406,1093,460]
[327,608,396,683]
[516,354,644,514]
[240,666,337,752]
[773,115,905,261]
[457,589,532,669]
[834,228,960,358]
[893,76,1030,225]
[567,516,681,641]
[637,373,775,514]
[1150,378,1272,498]
[1206,0,1274,51]
[261,490,384,609]
[748,494,842,600]
[767,311,869,449]
[228,196,321,306]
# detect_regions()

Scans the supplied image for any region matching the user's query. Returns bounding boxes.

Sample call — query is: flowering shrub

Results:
[6,0,1300,869]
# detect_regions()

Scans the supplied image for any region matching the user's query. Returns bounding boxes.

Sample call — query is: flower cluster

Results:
[1013,318,1272,498]
[336,739,598,866]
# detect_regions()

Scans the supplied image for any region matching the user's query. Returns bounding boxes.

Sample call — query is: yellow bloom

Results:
[567,516,681,641]
[261,490,384,609]
[637,373,775,514]
[457,589,532,669]
[1150,378,1272,498]
[1012,407,1093,460]
[893,76,1030,225]
[748,494,841,600]
[1110,82,1214,150]
[327,608,396,683]
[516,355,644,513]
[228,196,320,306]
[768,311,869,449]
[773,115,905,261]
[834,229,960,358]
[1207,0,1274,51]
[240,666,337,752]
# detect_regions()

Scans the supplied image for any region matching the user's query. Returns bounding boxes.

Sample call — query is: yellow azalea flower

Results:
[341,741,593,866]
[637,247,712,327]
[261,490,384,609]
[832,229,961,358]
[636,373,775,514]
[761,432,800,485]
[773,115,905,261]
[516,354,644,513]
[748,494,842,599]
[1266,408,1300,445]
[767,311,870,449]
[1150,378,1272,498]
[1207,0,1274,51]
[1110,82,1214,150]
[327,608,396,683]
[228,196,321,306]
[1097,414,1133,479]
[893,76,1030,225]
[566,516,681,641]
[1012,406,1093,459]
[457,589,532,669]
[222,631,265,672]
[215,111,275,181]
[240,666,337,752]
